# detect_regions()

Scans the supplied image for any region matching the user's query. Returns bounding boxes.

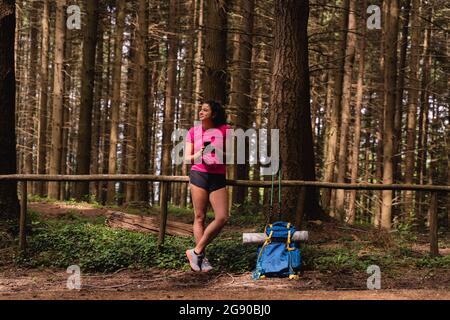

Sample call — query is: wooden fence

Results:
[0,174,449,255]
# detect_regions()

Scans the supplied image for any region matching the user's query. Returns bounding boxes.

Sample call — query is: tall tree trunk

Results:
[335,0,357,221]
[0,0,20,223]
[194,0,204,105]
[48,0,67,199]
[229,0,255,205]
[203,0,228,103]
[134,0,150,203]
[416,6,432,228]
[75,0,99,200]
[98,23,113,204]
[36,0,50,197]
[269,0,321,226]
[404,0,421,220]
[162,0,178,182]
[394,0,411,185]
[180,0,196,208]
[24,0,39,193]
[321,0,349,213]
[380,0,399,231]
[106,0,126,204]
[348,0,367,224]
[251,67,264,205]
[125,41,137,204]
[147,22,160,205]
[90,12,104,200]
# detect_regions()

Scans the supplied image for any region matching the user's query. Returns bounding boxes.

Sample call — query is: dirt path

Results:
[1,268,449,300]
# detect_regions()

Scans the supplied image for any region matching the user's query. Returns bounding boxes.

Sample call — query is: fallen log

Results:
[242,231,308,244]
[106,211,193,237]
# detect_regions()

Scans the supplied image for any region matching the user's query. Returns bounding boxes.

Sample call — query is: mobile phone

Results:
[203,141,211,147]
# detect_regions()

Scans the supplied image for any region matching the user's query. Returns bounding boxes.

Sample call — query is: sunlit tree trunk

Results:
[322,0,349,213]
[48,0,67,199]
[36,0,50,196]
[347,0,367,224]
[335,0,357,221]
[380,0,399,231]
[404,0,421,220]
[106,0,126,204]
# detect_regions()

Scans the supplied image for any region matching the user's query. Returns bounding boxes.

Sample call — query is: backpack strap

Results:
[286,224,296,251]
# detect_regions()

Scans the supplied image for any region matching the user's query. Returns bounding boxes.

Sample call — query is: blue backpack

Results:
[252,221,302,280]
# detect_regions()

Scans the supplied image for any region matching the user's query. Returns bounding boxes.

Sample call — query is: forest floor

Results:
[0,200,449,300]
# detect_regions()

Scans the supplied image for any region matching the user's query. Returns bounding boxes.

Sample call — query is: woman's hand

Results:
[193,146,205,161]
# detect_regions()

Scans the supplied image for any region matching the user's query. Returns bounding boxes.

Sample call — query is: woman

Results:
[184,101,231,272]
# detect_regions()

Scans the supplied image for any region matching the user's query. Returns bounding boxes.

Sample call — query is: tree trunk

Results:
[194,0,204,105]
[229,0,255,205]
[106,0,126,204]
[162,0,178,182]
[321,0,349,213]
[348,0,367,224]
[90,12,104,200]
[98,19,113,204]
[203,0,228,103]
[180,0,196,208]
[36,0,50,197]
[0,0,20,223]
[416,6,432,228]
[394,0,411,186]
[380,0,399,231]
[269,0,321,226]
[24,0,40,193]
[134,0,150,204]
[335,0,357,221]
[75,0,99,200]
[251,69,264,205]
[125,30,137,204]
[404,0,421,220]
[48,0,67,200]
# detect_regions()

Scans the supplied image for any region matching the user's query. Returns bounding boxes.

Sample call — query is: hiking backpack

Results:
[252,221,301,280]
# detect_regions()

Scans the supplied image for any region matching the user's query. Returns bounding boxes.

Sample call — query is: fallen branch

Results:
[105,211,193,237]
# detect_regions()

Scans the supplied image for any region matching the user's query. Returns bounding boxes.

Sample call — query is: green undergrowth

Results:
[14,211,257,273]
[10,206,450,274]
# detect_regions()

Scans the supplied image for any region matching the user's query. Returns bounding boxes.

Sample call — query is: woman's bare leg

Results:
[190,184,209,245]
[194,187,229,254]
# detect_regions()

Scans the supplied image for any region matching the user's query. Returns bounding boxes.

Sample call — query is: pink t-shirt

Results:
[186,124,231,174]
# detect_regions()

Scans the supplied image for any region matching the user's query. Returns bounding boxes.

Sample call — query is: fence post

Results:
[429,192,439,257]
[19,181,28,251]
[158,181,170,247]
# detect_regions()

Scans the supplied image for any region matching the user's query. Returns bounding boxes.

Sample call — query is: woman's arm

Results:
[184,142,204,164]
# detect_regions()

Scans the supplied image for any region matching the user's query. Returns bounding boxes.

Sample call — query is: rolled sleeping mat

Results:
[242,231,309,244]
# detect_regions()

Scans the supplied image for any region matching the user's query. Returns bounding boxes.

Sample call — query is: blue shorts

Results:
[189,170,226,193]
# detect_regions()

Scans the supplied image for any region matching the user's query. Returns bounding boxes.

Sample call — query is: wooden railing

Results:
[1,174,448,254]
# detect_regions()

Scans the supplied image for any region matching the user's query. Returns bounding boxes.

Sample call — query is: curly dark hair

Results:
[203,100,228,127]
